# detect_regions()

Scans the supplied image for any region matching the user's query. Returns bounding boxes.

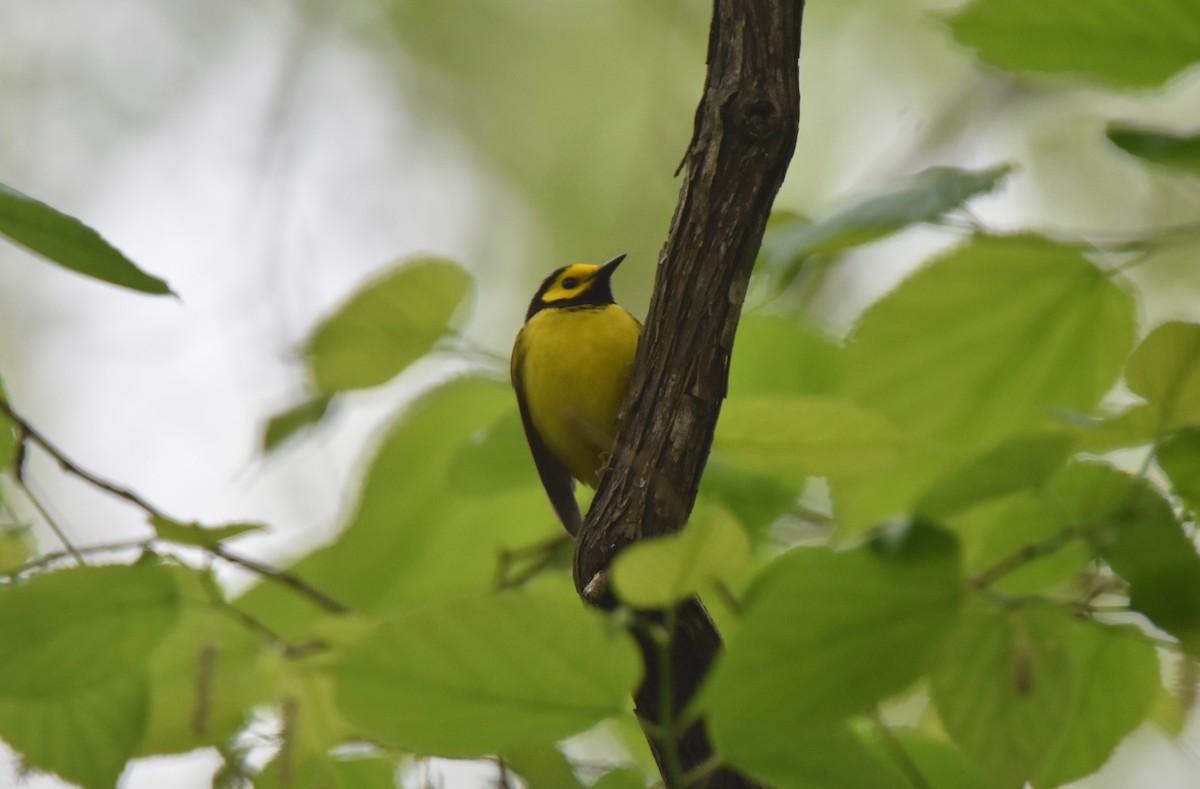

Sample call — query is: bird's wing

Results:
[511,339,583,536]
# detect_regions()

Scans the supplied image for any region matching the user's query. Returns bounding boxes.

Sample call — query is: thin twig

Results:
[211,544,348,615]
[969,529,1076,589]
[494,534,571,590]
[2,536,153,580]
[197,569,329,659]
[0,397,349,616]
[15,480,85,564]
[0,398,172,521]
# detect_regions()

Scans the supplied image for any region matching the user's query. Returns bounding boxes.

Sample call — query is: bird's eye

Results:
[561,277,579,289]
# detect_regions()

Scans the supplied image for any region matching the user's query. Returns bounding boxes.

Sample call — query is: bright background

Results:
[2,0,1199,786]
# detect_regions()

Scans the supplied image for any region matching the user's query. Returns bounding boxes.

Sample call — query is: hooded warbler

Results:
[511,254,642,535]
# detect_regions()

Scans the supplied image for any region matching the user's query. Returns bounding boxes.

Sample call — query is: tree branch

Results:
[573,1,804,785]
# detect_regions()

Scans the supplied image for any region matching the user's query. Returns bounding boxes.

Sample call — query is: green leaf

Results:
[305,258,472,393]
[1157,427,1200,512]
[729,315,844,397]
[918,432,1075,519]
[951,492,1088,594]
[833,235,1133,533]
[0,671,149,789]
[932,605,1158,789]
[876,733,1003,789]
[612,504,749,607]
[446,410,538,496]
[1108,124,1200,173]
[931,604,1075,788]
[150,515,265,549]
[1053,462,1200,654]
[707,523,962,745]
[721,725,910,789]
[254,754,398,789]
[764,165,1011,264]
[0,182,172,296]
[1126,321,1200,430]
[845,235,1135,452]
[699,456,805,536]
[333,590,639,757]
[1066,403,1158,453]
[944,0,1200,89]
[0,526,33,575]
[1033,623,1159,787]
[714,394,903,476]
[503,741,588,789]
[0,564,180,695]
[262,395,334,453]
[238,376,557,638]
[135,569,271,757]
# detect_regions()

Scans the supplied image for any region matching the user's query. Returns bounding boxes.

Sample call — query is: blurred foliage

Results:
[2,0,1200,788]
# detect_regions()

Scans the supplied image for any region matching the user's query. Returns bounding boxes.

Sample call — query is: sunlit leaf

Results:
[612,504,749,607]
[721,725,910,789]
[833,236,1132,533]
[1065,404,1157,453]
[845,235,1134,452]
[1053,462,1200,655]
[945,0,1200,88]
[1157,427,1200,512]
[262,395,334,453]
[135,569,271,757]
[873,733,1003,789]
[333,590,639,757]
[764,165,1010,264]
[0,564,179,788]
[0,181,172,296]
[0,526,32,575]
[305,258,472,393]
[918,432,1075,519]
[150,515,265,549]
[0,671,149,789]
[729,314,844,397]
[1108,124,1200,173]
[931,604,1074,788]
[0,564,180,695]
[255,753,398,789]
[714,394,903,476]
[699,456,805,536]
[1033,623,1159,787]
[503,741,588,789]
[950,492,1088,595]
[707,523,962,744]
[1126,320,1200,430]
[447,410,537,496]
[238,376,554,639]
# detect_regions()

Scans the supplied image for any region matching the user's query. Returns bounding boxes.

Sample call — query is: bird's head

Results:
[525,253,625,321]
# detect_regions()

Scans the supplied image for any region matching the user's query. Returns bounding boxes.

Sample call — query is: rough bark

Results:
[572,1,805,786]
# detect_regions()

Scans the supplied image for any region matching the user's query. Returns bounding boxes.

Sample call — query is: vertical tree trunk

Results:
[573,1,805,786]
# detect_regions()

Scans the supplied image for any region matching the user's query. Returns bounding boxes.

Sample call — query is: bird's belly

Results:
[520,307,640,486]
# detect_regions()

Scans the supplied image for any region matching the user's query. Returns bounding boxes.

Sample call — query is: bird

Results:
[511,254,642,535]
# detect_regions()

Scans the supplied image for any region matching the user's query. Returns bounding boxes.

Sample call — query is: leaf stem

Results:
[969,529,1076,589]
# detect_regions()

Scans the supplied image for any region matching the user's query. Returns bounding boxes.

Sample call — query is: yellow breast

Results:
[514,304,641,486]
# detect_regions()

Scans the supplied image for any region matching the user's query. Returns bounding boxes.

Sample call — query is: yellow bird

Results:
[511,254,642,535]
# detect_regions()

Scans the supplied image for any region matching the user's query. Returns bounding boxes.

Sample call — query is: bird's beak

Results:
[597,253,626,280]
